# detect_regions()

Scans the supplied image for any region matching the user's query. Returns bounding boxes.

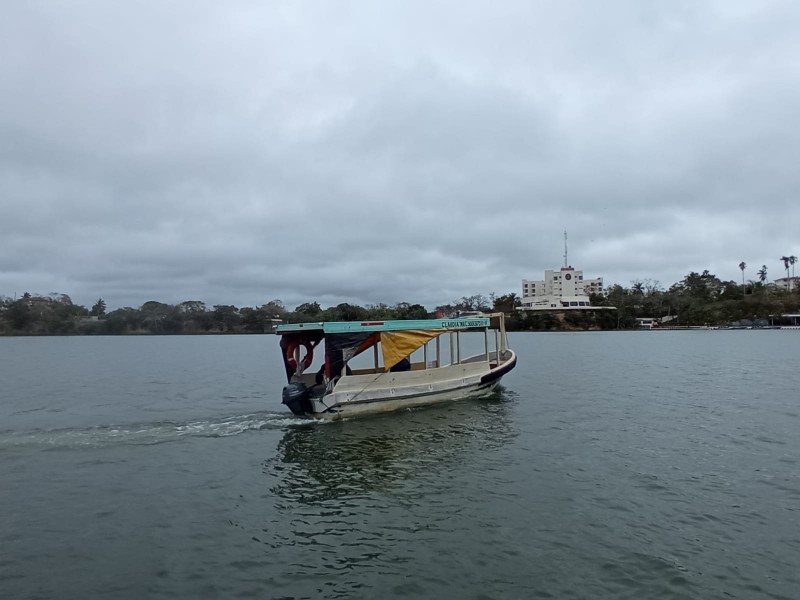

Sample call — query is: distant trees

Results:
[535,268,797,329]
[2,292,497,335]
[295,302,322,317]
[212,305,240,332]
[758,265,768,288]
[780,256,791,291]
[0,294,87,334]
[179,300,206,314]
[739,262,746,298]
[491,293,520,314]
[240,307,273,333]
[90,299,107,317]
[103,307,144,334]
[456,294,491,312]
[391,302,429,320]
[781,256,798,292]
[6,299,33,332]
[4,265,800,336]
[603,268,799,327]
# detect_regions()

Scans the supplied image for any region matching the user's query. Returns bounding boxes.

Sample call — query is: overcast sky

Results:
[2,1,799,311]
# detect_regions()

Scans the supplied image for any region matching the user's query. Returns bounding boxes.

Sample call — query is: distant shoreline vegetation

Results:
[2,270,799,336]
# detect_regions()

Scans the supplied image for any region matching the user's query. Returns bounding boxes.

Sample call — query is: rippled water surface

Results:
[1,332,799,599]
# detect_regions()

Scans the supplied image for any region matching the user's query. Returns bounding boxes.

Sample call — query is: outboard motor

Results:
[282,382,312,416]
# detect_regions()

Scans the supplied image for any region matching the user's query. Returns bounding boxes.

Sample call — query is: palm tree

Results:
[790,256,798,292]
[739,261,746,297]
[758,265,768,294]
[781,256,791,291]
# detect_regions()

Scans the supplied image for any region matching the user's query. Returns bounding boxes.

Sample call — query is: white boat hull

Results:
[305,350,516,420]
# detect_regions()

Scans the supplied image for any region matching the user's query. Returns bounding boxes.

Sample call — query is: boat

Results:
[275,313,517,419]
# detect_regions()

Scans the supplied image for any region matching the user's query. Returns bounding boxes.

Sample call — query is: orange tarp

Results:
[381,330,444,370]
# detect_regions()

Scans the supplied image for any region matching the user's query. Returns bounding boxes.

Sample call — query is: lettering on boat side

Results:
[441,320,485,329]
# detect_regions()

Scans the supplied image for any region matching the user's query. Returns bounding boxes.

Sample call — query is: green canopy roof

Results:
[276,317,490,335]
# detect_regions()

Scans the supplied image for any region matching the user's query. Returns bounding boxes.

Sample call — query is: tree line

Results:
[2,268,799,335]
[591,268,800,329]
[0,294,435,336]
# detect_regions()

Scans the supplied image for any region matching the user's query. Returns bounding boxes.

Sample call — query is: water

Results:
[1,332,799,599]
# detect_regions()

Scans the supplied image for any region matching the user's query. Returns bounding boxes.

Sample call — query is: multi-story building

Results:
[520,266,604,311]
[774,277,800,292]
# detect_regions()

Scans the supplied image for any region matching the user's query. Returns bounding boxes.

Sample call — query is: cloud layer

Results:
[2,1,799,309]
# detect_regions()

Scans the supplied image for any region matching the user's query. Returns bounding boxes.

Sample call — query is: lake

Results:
[1,331,799,599]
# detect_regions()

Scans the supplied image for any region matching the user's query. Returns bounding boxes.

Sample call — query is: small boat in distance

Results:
[275,314,517,419]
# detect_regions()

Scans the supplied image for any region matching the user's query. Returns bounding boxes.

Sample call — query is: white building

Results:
[520,266,604,311]
[636,317,658,329]
[774,277,799,292]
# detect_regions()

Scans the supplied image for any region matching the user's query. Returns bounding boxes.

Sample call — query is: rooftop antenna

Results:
[563,230,568,268]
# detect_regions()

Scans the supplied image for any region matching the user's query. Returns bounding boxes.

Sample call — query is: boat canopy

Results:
[276,317,490,335]
[277,317,493,377]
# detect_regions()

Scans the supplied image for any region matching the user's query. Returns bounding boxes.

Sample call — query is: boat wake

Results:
[0,412,315,451]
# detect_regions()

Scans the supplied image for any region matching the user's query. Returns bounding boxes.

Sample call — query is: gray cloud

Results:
[2,1,799,310]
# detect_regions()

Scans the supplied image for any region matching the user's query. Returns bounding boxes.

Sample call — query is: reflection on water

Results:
[252,391,520,598]
[264,389,517,504]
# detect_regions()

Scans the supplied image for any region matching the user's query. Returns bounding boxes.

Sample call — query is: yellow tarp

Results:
[381,330,444,370]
